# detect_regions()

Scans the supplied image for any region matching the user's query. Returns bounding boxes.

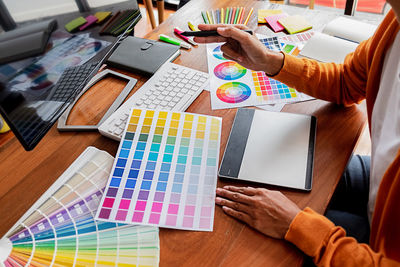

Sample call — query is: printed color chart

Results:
[0,147,159,267]
[96,109,221,231]
[252,71,298,102]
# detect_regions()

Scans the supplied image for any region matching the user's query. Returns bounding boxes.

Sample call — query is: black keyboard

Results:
[47,62,99,102]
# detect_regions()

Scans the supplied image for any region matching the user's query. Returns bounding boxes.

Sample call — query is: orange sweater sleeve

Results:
[273,39,371,106]
[285,208,400,267]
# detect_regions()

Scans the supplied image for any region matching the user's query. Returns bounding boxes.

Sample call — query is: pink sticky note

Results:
[265,13,288,33]
[79,15,98,31]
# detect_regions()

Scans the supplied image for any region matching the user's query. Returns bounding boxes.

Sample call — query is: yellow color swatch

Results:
[185,114,194,121]
[210,132,219,141]
[141,126,151,134]
[182,129,191,138]
[132,109,142,116]
[198,116,207,123]
[197,123,206,131]
[145,110,155,117]
[158,111,168,118]
[196,131,205,139]
[154,127,164,135]
[170,120,179,128]
[172,113,181,120]
[157,119,166,127]
[168,128,178,136]
[143,118,153,125]
[183,122,192,129]
[130,116,139,124]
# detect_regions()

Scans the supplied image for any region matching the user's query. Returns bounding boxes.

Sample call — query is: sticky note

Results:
[265,13,288,32]
[257,9,282,23]
[278,15,313,34]
[95,11,112,24]
[79,15,98,31]
[65,17,87,32]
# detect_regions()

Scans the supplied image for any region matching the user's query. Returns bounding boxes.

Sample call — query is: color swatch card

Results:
[0,147,159,267]
[279,31,315,50]
[95,109,221,231]
[207,35,311,109]
[257,9,282,23]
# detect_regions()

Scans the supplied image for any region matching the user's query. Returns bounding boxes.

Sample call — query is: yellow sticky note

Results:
[257,9,282,23]
[278,15,312,34]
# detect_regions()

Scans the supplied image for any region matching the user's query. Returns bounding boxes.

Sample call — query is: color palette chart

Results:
[0,147,159,267]
[207,34,314,109]
[96,109,221,231]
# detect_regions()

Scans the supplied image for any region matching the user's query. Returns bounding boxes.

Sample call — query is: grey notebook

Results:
[219,108,316,191]
[106,36,180,76]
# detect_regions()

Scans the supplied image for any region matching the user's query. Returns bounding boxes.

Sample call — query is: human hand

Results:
[194,24,284,76]
[215,185,301,239]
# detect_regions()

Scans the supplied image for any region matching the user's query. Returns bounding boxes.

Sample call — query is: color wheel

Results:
[216,82,251,103]
[0,147,159,267]
[212,46,227,60]
[214,61,246,80]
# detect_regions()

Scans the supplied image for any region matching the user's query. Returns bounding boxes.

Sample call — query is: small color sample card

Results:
[264,13,288,32]
[96,109,222,231]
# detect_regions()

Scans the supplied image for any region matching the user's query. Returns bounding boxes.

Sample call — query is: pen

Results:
[174,27,198,46]
[244,7,254,26]
[180,29,253,37]
[159,34,191,49]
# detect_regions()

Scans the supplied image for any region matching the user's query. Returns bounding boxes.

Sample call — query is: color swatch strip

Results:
[0,147,159,267]
[96,109,222,231]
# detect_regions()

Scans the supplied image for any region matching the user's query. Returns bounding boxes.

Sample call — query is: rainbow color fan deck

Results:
[0,147,159,266]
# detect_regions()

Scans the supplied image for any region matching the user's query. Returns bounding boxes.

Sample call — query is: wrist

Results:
[264,51,284,77]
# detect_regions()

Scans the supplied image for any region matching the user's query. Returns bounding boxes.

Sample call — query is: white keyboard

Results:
[98,62,209,141]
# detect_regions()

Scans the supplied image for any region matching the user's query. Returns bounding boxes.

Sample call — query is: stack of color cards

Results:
[0,147,159,266]
[96,109,222,231]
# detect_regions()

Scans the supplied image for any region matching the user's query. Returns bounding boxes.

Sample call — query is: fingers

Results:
[222,185,258,196]
[220,43,243,62]
[221,206,252,225]
[216,187,254,204]
[194,36,228,44]
[217,26,253,45]
[215,197,251,214]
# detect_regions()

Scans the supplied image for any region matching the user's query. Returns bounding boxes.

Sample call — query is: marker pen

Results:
[159,34,191,49]
[174,27,198,46]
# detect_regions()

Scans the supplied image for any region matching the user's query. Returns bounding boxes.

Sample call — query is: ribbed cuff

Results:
[284,207,335,257]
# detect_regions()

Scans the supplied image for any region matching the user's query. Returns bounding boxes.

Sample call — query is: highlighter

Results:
[159,34,191,49]
[174,27,198,46]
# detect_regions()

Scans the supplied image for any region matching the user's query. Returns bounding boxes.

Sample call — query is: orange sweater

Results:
[275,11,400,266]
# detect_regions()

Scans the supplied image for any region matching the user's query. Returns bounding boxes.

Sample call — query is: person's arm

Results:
[287,208,400,267]
[195,24,369,106]
[215,186,400,267]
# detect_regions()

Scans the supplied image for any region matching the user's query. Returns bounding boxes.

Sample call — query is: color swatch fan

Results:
[0,147,159,266]
[96,109,221,231]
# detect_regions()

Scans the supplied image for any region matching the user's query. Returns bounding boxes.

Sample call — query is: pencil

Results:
[216,9,220,24]
[244,7,254,25]
[221,8,224,24]
[226,8,231,24]
[230,7,236,24]
[238,7,245,24]
[201,11,209,24]
[234,7,240,24]
[206,10,213,24]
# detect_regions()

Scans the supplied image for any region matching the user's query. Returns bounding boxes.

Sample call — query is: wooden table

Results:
[0,1,380,266]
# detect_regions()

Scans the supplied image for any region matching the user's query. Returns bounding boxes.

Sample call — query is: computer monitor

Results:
[0,10,141,151]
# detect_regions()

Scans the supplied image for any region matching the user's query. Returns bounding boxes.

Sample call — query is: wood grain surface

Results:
[0,1,369,266]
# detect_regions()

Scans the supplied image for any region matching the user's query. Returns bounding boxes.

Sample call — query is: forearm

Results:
[266,41,370,106]
[286,208,399,267]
